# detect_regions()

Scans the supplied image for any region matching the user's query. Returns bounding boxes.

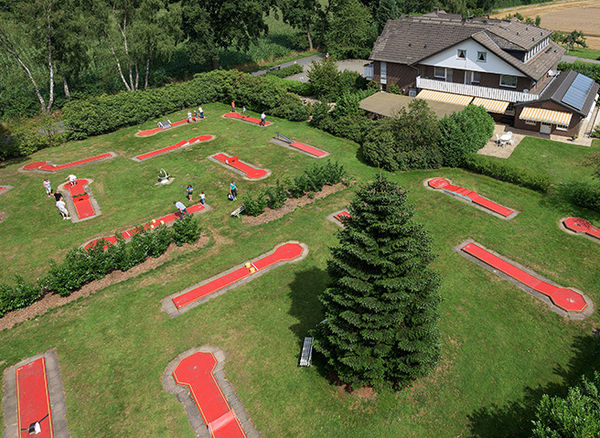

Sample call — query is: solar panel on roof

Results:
[562,74,595,111]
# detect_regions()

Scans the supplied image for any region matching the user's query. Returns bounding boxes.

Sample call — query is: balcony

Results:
[416,76,539,103]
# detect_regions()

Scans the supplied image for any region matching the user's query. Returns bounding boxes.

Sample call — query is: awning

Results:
[519,107,572,125]
[416,90,473,106]
[472,97,510,114]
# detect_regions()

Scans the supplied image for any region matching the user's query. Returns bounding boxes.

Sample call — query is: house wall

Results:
[418,65,534,92]
[514,100,582,137]
[372,61,418,94]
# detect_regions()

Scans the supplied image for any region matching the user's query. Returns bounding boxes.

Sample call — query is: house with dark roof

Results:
[366,10,599,136]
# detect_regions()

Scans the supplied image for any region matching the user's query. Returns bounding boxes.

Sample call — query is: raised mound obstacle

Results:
[561,217,600,243]
[457,239,592,318]
[163,346,258,438]
[0,185,14,195]
[163,242,308,317]
[223,112,272,127]
[83,203,210,250]
[270,132,329,158]
[327,209,351,228]
[22,152,116,173]
[2,349,69,438]
[59,178,100,222]
[132,135,215,161]
[427,177,518,220]
[136,118,192,137]
[208,153,270,180]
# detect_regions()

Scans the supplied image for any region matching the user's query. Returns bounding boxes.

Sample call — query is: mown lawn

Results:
[1,104,599,437]
[565,47,600,60]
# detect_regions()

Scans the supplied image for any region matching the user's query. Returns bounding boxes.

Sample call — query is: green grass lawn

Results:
[565,47,600,60]
[1,105,599,437]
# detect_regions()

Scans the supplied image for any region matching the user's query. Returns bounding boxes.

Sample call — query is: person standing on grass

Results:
[174,200,189,218]
[260,111,266,126]
[193,110,198,121]
[53,191,63,202]
[229,181,237,200]
[187,111,192,123]
[43,178,52,197]
[186,184,194,201]
[231,100,236,112]
[242,106,246,118]
[200,191,206,205]
[56,198,70,220]
[199,106,204,119]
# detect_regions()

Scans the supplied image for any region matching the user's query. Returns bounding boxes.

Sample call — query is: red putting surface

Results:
[211,153,268,179]
[224,112,272,126]
[334,210,351,224]
[428,177,515,218]
[137,119,189,137]
[23,153,113,172]
[84,203,206,250]
[16,357,53,438]
[64,179,96,219]
[173,242,304,310]
[134,135,213,161]
[563,217,600,240]
[288,141,328,158]
[462,242,587,313]
[173,352,246,438]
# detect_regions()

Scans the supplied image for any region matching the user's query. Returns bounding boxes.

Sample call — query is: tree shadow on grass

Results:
[468,334,600,437]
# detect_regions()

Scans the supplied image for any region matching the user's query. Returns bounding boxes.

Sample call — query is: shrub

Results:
[231,74,289,112]
[172,214,201,246]
[361,119,399,171]
[307,58,341,102]
[561,181,600,212]
[270,93,309,121]
[0,276,42,317]
[265,181,287,209]
[265,63,304,78]
[284,80,313,96]
[241,192,268,216]
[558,61,600,83]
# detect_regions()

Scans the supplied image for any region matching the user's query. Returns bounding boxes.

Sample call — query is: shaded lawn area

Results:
[565,47,600,60]
[1,110,600,437]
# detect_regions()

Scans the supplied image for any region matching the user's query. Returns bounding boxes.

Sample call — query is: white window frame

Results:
[525,120,537,126]
[556,123,569,131]
[477,51,487,62]
[380,61,387,85]
[434,67,446,79]
[457,49,467,59]
[472,71,481,83]
[499,75,518,88]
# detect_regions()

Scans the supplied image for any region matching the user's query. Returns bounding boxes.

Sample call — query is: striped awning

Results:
[416,90,473,106]
[472,97,510,114]
[519,107,572,125]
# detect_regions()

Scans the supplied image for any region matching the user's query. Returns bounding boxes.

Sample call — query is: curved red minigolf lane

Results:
[83,203,208,250]
[223,112,272,126]
[461,242,588,313]
[136,118,190,137]
[133,135,215,161]
[428,177,516,218]
[169,242,306,312]
[563,217,600,240]
[289,141,328,158]
[209,153,269,180]
[16,357,53,438]
[22,153,115,172]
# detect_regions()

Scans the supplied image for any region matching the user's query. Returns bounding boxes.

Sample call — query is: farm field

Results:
[1,103,600,437]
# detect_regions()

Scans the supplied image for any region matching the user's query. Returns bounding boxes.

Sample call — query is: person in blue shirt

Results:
[186,184,194,201]
[229,181,237,200]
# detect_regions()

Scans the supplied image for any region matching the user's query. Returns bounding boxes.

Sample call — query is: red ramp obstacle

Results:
[132,135,215,161]
[223,112,272,127]
[427,177,518,220]
[58,178,101,222]
[163,346,258,438]
[83,203,210,250]
[163,241,308,317]
[270,133,329,158]
[2,349,69,438]
[208,153,271,181]
[0,185,14,195]
[327,209,351,228]
[21,152,116,173]
[136,118,192,137]
[457,240,592,319]
[561,217,600,243]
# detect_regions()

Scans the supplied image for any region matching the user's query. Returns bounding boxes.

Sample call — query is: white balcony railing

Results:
[416,76,539,103]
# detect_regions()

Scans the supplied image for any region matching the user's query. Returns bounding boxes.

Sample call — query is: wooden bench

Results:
[231,205,245,218]
[299,337,314,367]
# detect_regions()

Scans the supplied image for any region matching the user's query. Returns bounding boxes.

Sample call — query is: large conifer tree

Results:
[315,175,441,389]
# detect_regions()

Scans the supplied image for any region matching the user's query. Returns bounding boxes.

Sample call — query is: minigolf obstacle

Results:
[163,346,258,438]
[58,178,101,222]
[162,241,308,317]
[456,239,593,319]
[21,152,116,173]
[223,112,272,127]
[560,217,600,243]
[426,177,519,220]
[326,209,351,228]
[270,133,329,158]
[2,349,69,438]
[136,118,196,137]
[208,153,271,181]
[131,135,216,161]
[0,185,14,195]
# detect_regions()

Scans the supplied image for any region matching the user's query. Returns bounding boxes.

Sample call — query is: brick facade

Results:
[514,100,582,137]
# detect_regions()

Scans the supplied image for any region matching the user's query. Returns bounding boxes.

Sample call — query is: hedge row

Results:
[557,61,600,83]
[0,215,201,317]
[560,181,600,213]
[242,161,346,216]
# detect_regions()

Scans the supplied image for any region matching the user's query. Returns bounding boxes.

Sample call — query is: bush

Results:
[270,93,309,121]
[265,63,304,78]
[561,181,600,212]
[172,214,201,246]
[361,119,399,170]
[241,192,268,216]
[0,276,42,317]
[265,181,287,209]
[284,80,313,96]
[558,61,600,83]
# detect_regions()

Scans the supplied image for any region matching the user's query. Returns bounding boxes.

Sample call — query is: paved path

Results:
[561,54,600,64]
[250,53,325,76]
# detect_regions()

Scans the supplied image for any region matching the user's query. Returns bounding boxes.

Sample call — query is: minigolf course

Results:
[327,209,351,227]
[136,118,191,137]
[560,217,600,243]
[83,202,210,250]
[58,178,100,222]
[270,133,329,158]
[223,112,272,127]
[426,177,518,220]
[208,153,270,180]
[163,346,258,438]
[162,241,308,317]
[2,349,69,438]
[456,239,593,319]
[0,185,14,195]
[21,152,116,173]
[131,135,215,161]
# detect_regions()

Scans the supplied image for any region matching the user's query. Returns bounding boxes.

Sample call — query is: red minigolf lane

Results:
[428,177,516,218]
[22,152,115,172]
[563,217,600,241]
[289,141,328,158]
[0,185,14,195]
[334,210,351,223]
[461,242,588,313]
[209,153,270,180]
[62,179,97,220]
[133,135,215,161]
[136,118,191,137]
[83,203,208,250]
[16,357,53,438]
[223,112,272,126]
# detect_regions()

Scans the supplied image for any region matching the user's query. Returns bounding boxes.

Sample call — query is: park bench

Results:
[299,337,314,367]
[231,205,245,218]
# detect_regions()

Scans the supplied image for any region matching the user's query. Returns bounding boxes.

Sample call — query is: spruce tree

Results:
[315,175,441,389]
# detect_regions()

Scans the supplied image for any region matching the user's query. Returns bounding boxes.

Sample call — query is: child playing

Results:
[43,178,52,197]
[56,198,70,220]
[186,184,194,201]
[200,191,206,205]
[242,106,246,118]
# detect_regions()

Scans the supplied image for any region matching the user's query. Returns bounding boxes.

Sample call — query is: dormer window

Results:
[457,49,467,59]
[477,51,487,62]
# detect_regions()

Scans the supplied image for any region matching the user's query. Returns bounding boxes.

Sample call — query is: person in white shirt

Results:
[174,200,189,217]
[259,112,266,126]
[43,179,52,197]
[200,191,206,205]
[67,174,77,186]
[198,106,204,119]
[56,199,70,219]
